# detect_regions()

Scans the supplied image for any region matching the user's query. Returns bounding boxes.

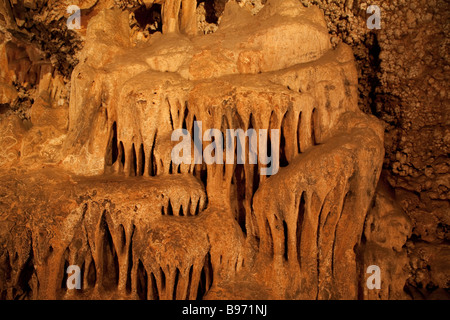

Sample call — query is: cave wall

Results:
[0,0,448,300]
[296,0,449,299]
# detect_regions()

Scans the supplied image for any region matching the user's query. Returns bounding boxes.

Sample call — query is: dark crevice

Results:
[119,141,125,169]
[234,164,247,235]
[119,224,126,254]
[197,0,226,24]
[221,115,229,176]
[367,33,382,116]
[196,253,213,300]
[297,112,302,153]
[130,144,137,176]
[296,192,306,269]
[179,204,184,217]
[280,113,289,167]
[2,252,12,293]
[105,122,118,166]
[136,260,147,300]
[61,257,70,290]
[167,200,174,216]
[87,259,96,288]
[160,267,166,292]
[311,108,318,145]
[133,4,162,34]
[0,103,10,115]
[186,265,193,300]
[100,213,119,291]
[150,132,157,176]
[266,112,276,173]
[200,165,208,189]
[194,200,200,216]
[249,114,259,196]
[173,268,180,300]
[138,144,145,176]
[182,103,189,130]
[150,272,159,300]
[167,99,174,130]
[80,261,85,292]
[283,220,289,261]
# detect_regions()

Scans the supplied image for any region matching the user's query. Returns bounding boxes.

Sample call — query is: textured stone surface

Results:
[0,0,448,300]
[295,1,449,299]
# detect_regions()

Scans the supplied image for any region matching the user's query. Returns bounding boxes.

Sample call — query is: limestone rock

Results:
[1,0,442,301]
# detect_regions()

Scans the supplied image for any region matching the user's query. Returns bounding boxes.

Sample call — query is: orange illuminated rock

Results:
[0,0,387,300]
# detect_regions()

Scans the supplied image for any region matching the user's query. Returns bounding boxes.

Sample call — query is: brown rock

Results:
[1,0,445,301]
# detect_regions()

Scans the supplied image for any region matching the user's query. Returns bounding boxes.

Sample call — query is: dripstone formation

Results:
[0,0,434,300]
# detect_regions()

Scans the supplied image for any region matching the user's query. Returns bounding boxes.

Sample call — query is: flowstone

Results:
[0,0,384,300]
